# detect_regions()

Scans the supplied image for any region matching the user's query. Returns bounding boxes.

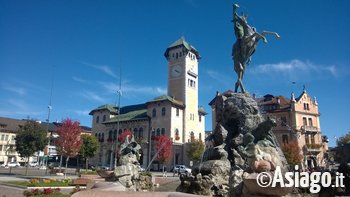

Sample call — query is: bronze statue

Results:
[232,4,280,93]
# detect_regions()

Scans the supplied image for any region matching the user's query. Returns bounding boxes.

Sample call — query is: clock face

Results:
[171,65,182,77]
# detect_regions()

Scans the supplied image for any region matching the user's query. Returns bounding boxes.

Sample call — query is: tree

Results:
[56,118,82,177]
[15,120,48,176]
[154,135,172,173]
[187,139,205,165]
[79,135,99,171]
[282,141,303,166]
[335,132,350,163]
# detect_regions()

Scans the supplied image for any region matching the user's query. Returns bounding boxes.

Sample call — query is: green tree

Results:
[15,120,48,176]
[187,139,205,165]
[79,134,99,171]
[335,132,350,163]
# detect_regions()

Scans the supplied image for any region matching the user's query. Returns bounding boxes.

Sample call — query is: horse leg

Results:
[261,31,280,39]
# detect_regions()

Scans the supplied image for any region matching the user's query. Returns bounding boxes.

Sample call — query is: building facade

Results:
[89,37,206,170]
[0,117,91,166]
[255,89,329,168]
[209,89,328,168]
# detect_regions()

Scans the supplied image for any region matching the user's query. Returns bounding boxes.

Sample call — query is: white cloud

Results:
[249,59,339,79]
[2,85,26,95]
[80,91,106,103]
[72,110,90,116]
[99,81,167,97]
[81,62,118,78]
[206,69,231,86]
[72,76,89,84]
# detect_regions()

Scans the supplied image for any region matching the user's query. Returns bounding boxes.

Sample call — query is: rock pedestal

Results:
[177,92,290,197]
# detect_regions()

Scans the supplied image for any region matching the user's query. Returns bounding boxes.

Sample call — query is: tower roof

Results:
[164,36,201,59]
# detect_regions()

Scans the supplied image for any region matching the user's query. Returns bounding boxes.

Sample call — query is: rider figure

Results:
[233,4,244,59]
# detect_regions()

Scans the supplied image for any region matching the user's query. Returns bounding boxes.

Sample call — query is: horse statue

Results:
[232,4,280,93]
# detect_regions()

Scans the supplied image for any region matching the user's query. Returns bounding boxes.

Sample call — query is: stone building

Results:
[89,37,206,170]
[209,88,328,168]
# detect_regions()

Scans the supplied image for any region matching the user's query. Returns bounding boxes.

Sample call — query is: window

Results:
[108,130,112,141]
[152,108,156,117]
[98,133,101,141]
[199,115,202,122]
[308,118,313,127]
[282,135,288,144]
[5,135,8,141]
[176,108,179,116]
[119,129,122,135]
[133,128,138,138]
[152,130,155,137]
[311,134,315,144]
[0,134,4,141]
[114,130,118,141]
[95,133,98,138]
[139,128,143,138]
[161,128,165,135]
[176,53,178,59]
[305,134,310,144]
[281,117,287,126]
[96,116,100,123]
[162,107,166,116]
[304,103,310,110]
[103,115,106,122]
[156,128,161,136]
[190,132,195,142]
[101,133,104,142]
[199,133,202,141]
[175,129,179,136]
[0,145,2,151]
[303,117,307,126]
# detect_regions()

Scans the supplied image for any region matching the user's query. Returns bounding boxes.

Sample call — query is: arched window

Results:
[95,133,97,138]
[199,133,202,141]
[190,131,194,142]
[308,118,313,127]
[161,107,166,116]
[161,128,165,135]
[139,128,143,138]
[96,116,100,123]
[101,133,105,142]
[113,130,118,141]
[108,130,112,141]
[156,128,161,136]
[98,133,101,141]
[152,108,156,117]
[133,128,138,139]
[103,115,106,122]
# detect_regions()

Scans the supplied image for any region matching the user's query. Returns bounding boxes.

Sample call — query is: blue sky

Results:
[1,0,349,147]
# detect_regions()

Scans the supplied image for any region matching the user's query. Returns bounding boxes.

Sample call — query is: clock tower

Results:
[164,37,203,143]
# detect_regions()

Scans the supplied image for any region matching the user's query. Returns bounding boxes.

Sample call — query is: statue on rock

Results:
[232,3,280,93]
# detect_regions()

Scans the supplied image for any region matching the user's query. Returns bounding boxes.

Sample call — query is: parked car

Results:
[173,165,191,175]
[28,162,38,167]
[7,161,20,167]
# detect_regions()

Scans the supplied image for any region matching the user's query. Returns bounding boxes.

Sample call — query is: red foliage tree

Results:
[154,135,173,167]
[56,118,82,174]
[282,141,303,166]
[118,130,133,143]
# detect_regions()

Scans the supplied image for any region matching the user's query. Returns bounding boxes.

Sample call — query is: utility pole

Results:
[112,67,122,170]
[45,67,54,175]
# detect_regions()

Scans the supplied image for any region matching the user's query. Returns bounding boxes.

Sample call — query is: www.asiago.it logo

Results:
[256,165,345,193]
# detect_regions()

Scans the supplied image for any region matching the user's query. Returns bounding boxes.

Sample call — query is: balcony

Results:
[301,125,319,133]
[306,143,322,154]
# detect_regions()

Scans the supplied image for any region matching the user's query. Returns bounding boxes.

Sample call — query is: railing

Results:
[306,143,322,152]
[301,125,319,132]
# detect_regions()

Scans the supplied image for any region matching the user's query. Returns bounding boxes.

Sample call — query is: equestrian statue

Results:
[232,3,280,93]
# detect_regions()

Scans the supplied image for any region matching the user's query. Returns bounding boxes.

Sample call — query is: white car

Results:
[7,162,20,167]
[173,165,192,174]
[29,162,38,167]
